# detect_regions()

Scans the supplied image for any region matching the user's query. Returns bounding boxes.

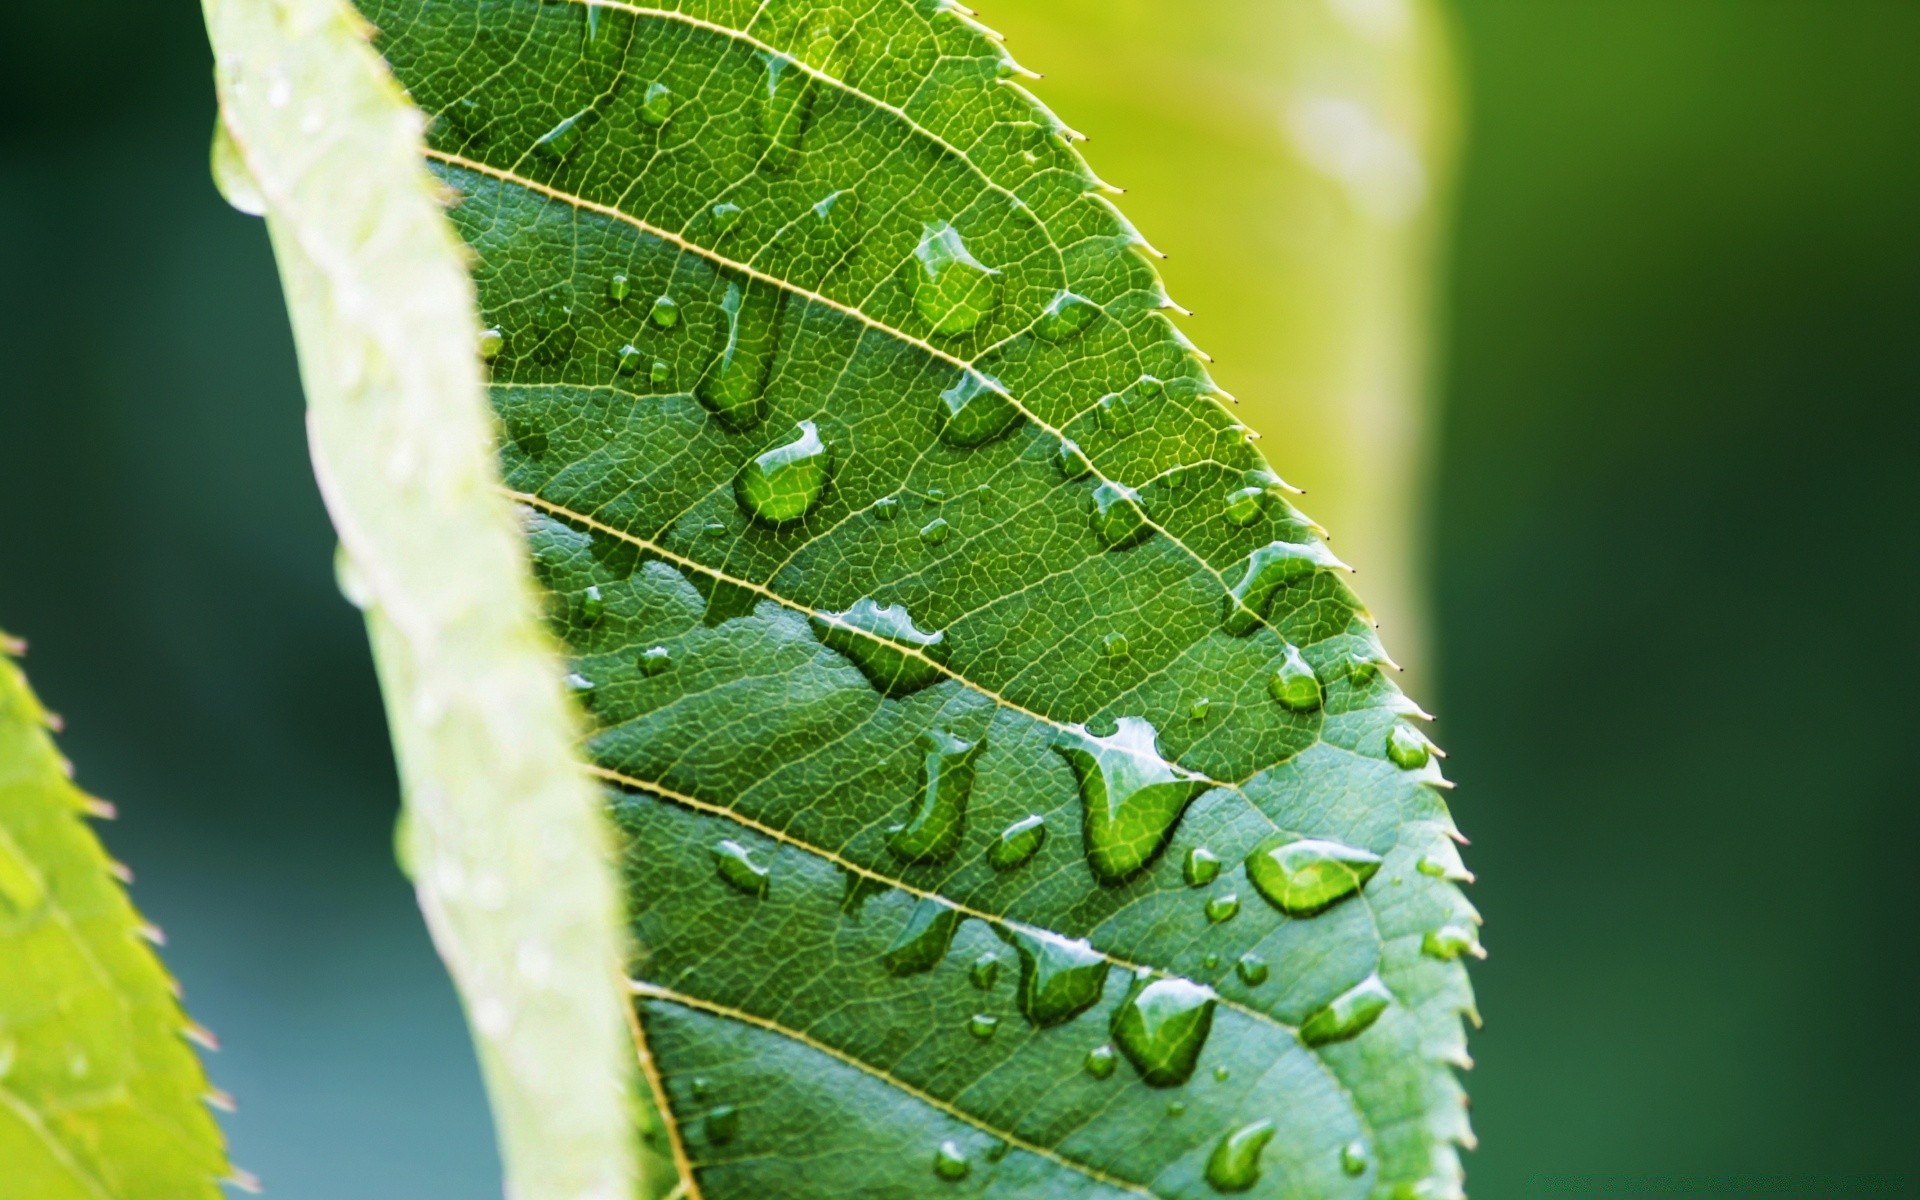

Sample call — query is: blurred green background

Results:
[2,1,1915,1196]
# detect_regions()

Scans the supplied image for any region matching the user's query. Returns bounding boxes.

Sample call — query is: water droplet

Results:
[840,870,889,916]
[736,420,832,525]
[704,1105,739,1145]
[1056,718,1212,884]
[1000,927,1111,1027]
[882,897,962,975]
[479,327,505,360]
[806,189,861,267]
[755,53,814,172]
[210,119,266,216]
[1101,631,1130,663]
[1340,1140,1370,1177]
[912,221,1001,334]
[970,953,1000,991]
[1387,722,1431,769]
[1168,1100,1187,1116]
[873,496,900,520]
[986,1139,1009,1162]
[713,839,770,897]
[1245,836,1382,917]
[579,585,605,625]
[1299,974,1392,1046]
[989,815,1047,870]
[1416,854,1447,877]
[1222,540,1346,635]
[649,295,679,328]
[1202,953,1220,970]
[651,360,671,386]
[810,597,948,696]
[1222,486,1265,527]
[1204,892,1240,924]
[1111,975,1216,1086]
[1136,374,1164,397]
[1056,437,1092,479]
[617,343,643,374]
[938,371,1021,447]
[967,1013,999,1040]
[703,521,728,538]
[1212,1065,1231,1082]
[1235,953,1269,986]
[640,646,672,675]
[696,281,782,430]
[1084,1044,1117,1079]
[887,730,984,863]
[1035,290,1099,342]
[1095,392,1135,433]
[1423,923,1480,961]
[1267,644,1322,712]
[924,488,947,505]
[608,272,631,302]
[534,109,589,160]
[1188,697,1212,722]
[933,1140,970,1182]
[564,672,595,706]
[919,517,951,545]
[690,1076,713,1102]
[1204,1119,1277,1193]
[639,81,673,127]
[711,202,744,233]
[1090,481,1152,549]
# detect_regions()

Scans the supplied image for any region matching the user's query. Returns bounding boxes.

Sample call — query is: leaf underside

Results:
[358,1,1476,1196]
[0,640,229,1199]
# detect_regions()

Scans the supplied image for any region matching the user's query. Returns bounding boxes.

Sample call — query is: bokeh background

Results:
[2,1,1915,1196]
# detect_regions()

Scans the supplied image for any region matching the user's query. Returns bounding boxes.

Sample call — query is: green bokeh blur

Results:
[1,2,1915,1196]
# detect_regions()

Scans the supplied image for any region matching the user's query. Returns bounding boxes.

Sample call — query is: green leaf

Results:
[0,635,233,1198]
[356,1,1481,1196]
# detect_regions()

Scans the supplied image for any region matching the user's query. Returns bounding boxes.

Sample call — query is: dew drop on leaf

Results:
[704,1105,739,1145]
[1095,392,1135,433]
[616,343,643,374]
[1222,485,1265,527]
[938,371,1021,447]
[1090,480,1152,549]
[639,646,671,676]
[1299,974,1392,1047]
[533,109,587,160]
[912,221,1001,334]
[1222,540,1346,635]
[1055,718,1212,884]
[735,420,832,524]
[988,815,1047,870]
[1056,437,1092,479]
[1204,892,1239,924]
[967,1013,999,1040]
[639,81,673,128]
[1188,697,1212,722]
[932,1140,970,1182]
[1423,923,1481,961]
[881,897,962,975]
[1034,289,1099,342]
[1387,721,1432,769]
[919,517,951,546]
[1341,1140,1371,1177]
[608,272,630,302]
[1101,631,1130,663]
[650,359,670,386]
[810,597,948,696]
[648,295,679,329]
[1244,836,1381,917]
[873,496,899,520]
[710,201,744,233]
[578,585,604,625]
[999,927,1111,1027]
[712,839,770,898]
[1083,1044,1117,1079]
[1234,953,1269,986]
[1267,644,1322,712]
[1110,975,1216,1086]
[886,730,983,864]
[1204,1119,1276,1193]
[970,953,1000,991]
[696,280,782,431]
[478,327,505,360]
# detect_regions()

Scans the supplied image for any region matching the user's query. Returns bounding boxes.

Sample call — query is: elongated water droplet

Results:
[755,53,813,171]
[1222,540,1347,635]
[881,896,962,975]
[704,1105,739,1145]
[919,517,951,545]
[1245,836,1382,917]
[1090,481,1152,549]
[736,420,831,524]
[1300,974,1392,1046]
[1387,721,1431,769]
[887,730,984,863]
[1235,953,1269,986]
[608,272,631,302]
[967,1013,999,1040]
[1084,1044,1117,1078]
[1340,1140,1370,1176]
[1416,854,1447,877]
[912,221,1001,334]
[811,597,948,696]
[639,81,673,127]
[210,119,266,216]
[1204,892,1240,924]
[534,109,589,160]
[938,371,1020,447]
[640,646,672,675]
[1205,1119,1276,1193]
[564,672,596,707]
[1184,848,1221,887]
[1101,631,1130,663]
[651,360,671,386]
[711,202,744,233]
[1055,718,1211,884]
[1111,975,1216,1086]
[988,815,1047,870]
[970,953,1000,991]
[933,1140,970,1182]
[713,839,770,897]
[1000,927,1111,1027]
[1268,644,1322,712]
[1057,437,1092,479]
[1222,485,1265,527]
[1423,923,1481,961]
[696,280,782,430]
[873,496,899,520]
[578,585,605,625]
[1035,289,1099,342]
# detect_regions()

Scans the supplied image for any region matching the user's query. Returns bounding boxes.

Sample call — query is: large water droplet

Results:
[938,371,1021,447]
[1244,836,1382,917]
[1000,927,1111,1027]
[1084,1044,1117,1078]
[1184,847,1221,887]
[639,81,673,128]
[1386,722,1432,769]
[887,730,984,863]
[1057,438,1092,479]
[912,221,1001,334]
[811,597,948,696]
[1234,953,1269,986]
[713,839,770,897]
[1340,1140,1370,1177]
[478,327,505,361]
[881,896,962,975]
[1267,644,1322,712]
[1111,975,1216,1086]
[988,815,1047,870]
[967,1013,999,1040]
[1204,892,1240,924]
[1299,974,1392,1046]
[1204,1119,1276,1193]
[534,109,589,160]
[1090,481,1152,549]
[1222,485,1265,527]
[1035,290,1099,342]
[919,517,951,546]
[736,420,832,524]
[1422,923,1481,961]
[1055,718,1212,884]
[1101,631,1130,664]
[873,495,900,521]
[933,1140,970,1182]
[1222,541,1346,635]
[755,53,813,172]
[696,280,783,431]
[649,295,679,329]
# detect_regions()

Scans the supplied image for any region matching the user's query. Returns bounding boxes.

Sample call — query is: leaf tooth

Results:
[77,793,117,819]
[137,921,168,947]
[205,1087,238,1113]
[226,1165,264,1193]
[184,1022,222,1052]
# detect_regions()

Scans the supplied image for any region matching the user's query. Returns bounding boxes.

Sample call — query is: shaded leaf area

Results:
[0,639,230,1199]
[359,0,1477,1195]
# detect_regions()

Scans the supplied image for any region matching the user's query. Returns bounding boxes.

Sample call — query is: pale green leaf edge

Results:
[199,2,668,1198]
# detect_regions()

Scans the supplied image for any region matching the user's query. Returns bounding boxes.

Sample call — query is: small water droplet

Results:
[608,272,631,302]
[1204,892,1240,924]
[1184,846,1221,888]
[1340,1140,1370,1177]
[882,897,962,975]
[1056,437,1093,480]
[1235,953,1269,986]
[1035,290,1099,342]
[639,81,673,127]
[534,109,589,160]
[564,672,595,706]
[912,221,1001,334]
[873,495,900,520]
[651,360,671,386]
[1168,1100,1187,1117]
[988,815,1047,870]
[1101,631,1130,663]
[1222,485,1265,527]
[711,201,744,233]
[811,597,948,696]
[1299,973,1392,1046]
[1245,836,1382,917]
[1202,953,1220,970]
[1084,1044,1117,1078]
[704,1105,739,1145]
[696,281,782,430]
[970,953,1000,991]
[1188,697,1212,722]
[887,730,984,863]
[578,585,605,625]
[986,1139,1009,1162]
[1056,718,1210,884]
[1212,1065,1232,1082]
[919,517,951,545]
[1090,480,1152,549]
[1267,644,1322,712]
[1111,975,1216,1086]
[1423,923,1480,961]
[689,1077,712,1102]
[617,343,643,374]
[640,646,672,675]
[736,420,832,524]
[1417,854,1447,877]
[478,327,506,361]
[1095,392,1135,433]
[1204,1119,1277,1193]
[938,370,1021,447]
[712,839,770,897]
[649,295,679,328]
[967,1013,999,1040]
[933,1140,970,1182]
[1387,722,1431,769]
[924,488,947,505]
[1223,540,1346,635]
[1136,374,1164,397]
[1000,927,1111,1027]
[703,521,728,538]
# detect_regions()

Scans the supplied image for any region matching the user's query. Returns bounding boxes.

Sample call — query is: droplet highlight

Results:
[1205,1119,1277,1193]
[736,420,831,524]
[1111,975,1216,1087]
[988,815,1047,870]
[1244,836,1382,917]
[1299,974,1392,1047]
[1054,718,1212,884]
